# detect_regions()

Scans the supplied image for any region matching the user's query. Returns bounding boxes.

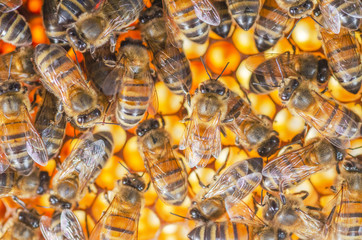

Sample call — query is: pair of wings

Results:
[40,209,85,240]
[179,111,222,168]
[89,193,141,240]
[57,131,106,193]
[162,0,220,48]
[0,0,21,12]
[319,0,362,34]
[0,106,48,174]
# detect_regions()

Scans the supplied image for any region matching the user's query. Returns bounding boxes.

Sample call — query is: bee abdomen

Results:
[212,0,232,38]
[334,201,362,239]
[188,222,249,240]
[42,0,68,45]
[102,213,137,239]
[0,11,31,46]
[227,0,260,31]
[331,0,361,30]
[57,0,98,25]
[0,169,15,195]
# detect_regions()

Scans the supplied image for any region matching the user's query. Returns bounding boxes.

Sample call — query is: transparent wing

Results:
[262,144,320,189]
[40,215,62,240]
[147,78,158,116]
[90,194,141,240]
[162,0,184,48]
[102,65,123,97]
[191,0,220,26]
[61,209,86,240]
[340,0,362,18]
[0,148,9,174]
[0,0,22,12]
[294,208,325,239]
[230,173,262,202]
[225,198,265,226]
[320,2,341,34]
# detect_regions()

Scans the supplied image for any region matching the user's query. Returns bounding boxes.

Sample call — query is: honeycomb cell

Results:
[59,138,79,162]
[190,60,210,93]
[248,93,276,120]
[291,17,322,51]
[95,156,126,190]
[183,38,209,59]
[93,124,127,153]
[188,168,216,195]
[328,76,362,102]
[123,136,145,172]
[232,27,259,55]
[139,208,161,240]
[156,81,185,115]
[273,108,305,142]
[310,167,338,195]
[74,210,95,238]
[159,223,190,240]
[155,197,191,223]
[163,115,186,146]
[236,59,253,90]
[214,147,249,173]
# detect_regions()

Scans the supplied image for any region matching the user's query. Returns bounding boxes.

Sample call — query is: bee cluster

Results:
[0,0,361,239]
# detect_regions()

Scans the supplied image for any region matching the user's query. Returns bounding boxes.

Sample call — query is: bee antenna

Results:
[118,161,131,174]
[287,17,302,39]
[169,212,191,220]
[8,55,13,81]
[309,15,325,29]
[215,62,229,81]
[275,58,284,83]
[200,57,212,80]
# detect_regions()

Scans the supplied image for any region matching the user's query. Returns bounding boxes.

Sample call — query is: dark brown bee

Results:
[57,0,99,25]
[227,0,261,31]
[212,0,233,38]
[275,0,317,18]
[0,0,22,13]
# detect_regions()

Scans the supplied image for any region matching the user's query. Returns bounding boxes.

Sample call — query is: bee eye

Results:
[200,85,206,93]
[152,120,159,129]
[278,230,287,239]
[217,88,225,95]
[292,79,299,88]
[136,129,144,136]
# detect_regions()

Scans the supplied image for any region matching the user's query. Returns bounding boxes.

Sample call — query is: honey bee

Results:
[35,90,66,160]
[225,91,280,157]
[189,158,263,222]
[275,0,317,18]
[104,38,158,130]
[226,0,261,31]
[41,0,69,46]
[140,4,193,96]
[0,80,48,175]
[0,0,32,46]
[40,209,85,240]
[279,76,362,149]
[89,173,147,240]
[245,52,330,94]
[323,157,362,240]
[254,0,294,52]
[34,44,107,129]
[66,0,144,53]
[320,28,362,94]
[0,167,50,198]
[57,0,99,25]
[211,0,232,38]
[0,46,39,84]
[49,131,113,209]
[137,118,188,205]
[164,0,221,44]
[261,137,344,195]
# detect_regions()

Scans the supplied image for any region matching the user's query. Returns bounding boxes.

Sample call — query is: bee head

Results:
[122,174,146,192]
[189,207,207,222]
[67,28,88,52]
[139,5,163,24]
[259,228,288,240]
[279,77,301,102]
[289,0,314,18]
[0,81,22,95]
[136,119,160,137]
[18,211,40,229]
[76,108,102,128]
[49,195,72,209]
[263,195,280,221]
[258,135,280,157]
[316,59,330,85]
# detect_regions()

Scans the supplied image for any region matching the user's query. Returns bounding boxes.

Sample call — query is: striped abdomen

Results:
[0,168,15,196]
[42,0,68,46]
[333,201,362,240]
[212,0,232,38]
[57,0,98,25]
[103,0,144,27]
[116,74,153,130]
[154,46,192,95]
[0,120,35,176]
[167,0,210,44]
[227,0,260,31]
[35,91,66,159]
[254,0,291,52]
[0,11,31,46]
[188,222,250,240]
[323,0,361,30]
[321,29,361,94]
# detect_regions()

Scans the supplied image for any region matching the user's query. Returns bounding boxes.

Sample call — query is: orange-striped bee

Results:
[140,4,192,96]
[189,158,263,222]
[279,76,361,149]
[254,0,294,52]
[227,0,261,30]
[40,209,86,240]
[89,173,147,240]
[137,118,188,205]
[0,80,48,175]
[320,28,361,94]
[34,44,107,129]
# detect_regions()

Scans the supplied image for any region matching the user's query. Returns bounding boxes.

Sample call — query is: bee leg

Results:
[220,126,227,138]
[180,117,191,123]
[222,117,234,124]
[90,46,96,58]
[279,182,286,205]
[186,93,191,107]
[195,171,208,189]
[320,86,329,94]
[110,34,116,53]
[85,212,90,238]
[104,191,111,204]
[286,37,297,55]
[293,190,309,200]
[145,181,151,191]
[172,145,179,150]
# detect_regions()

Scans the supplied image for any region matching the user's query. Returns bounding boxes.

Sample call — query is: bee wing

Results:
[61,209,86,240]
[147,78,159,116]
[294,208,324,239]
[0,148,9,174]
[262,144,320,189]
[102,65,123,97]
[191,0,221,26]
[162,0,184,48]
[90,194,141,240]
[340,0,362,18]
[320,2,341,34]
[225,198,265,226]
[40,215,62,240]
[0,0,22,12]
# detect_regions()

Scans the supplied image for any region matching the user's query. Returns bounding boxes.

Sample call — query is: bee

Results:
[34,44,108,129]
[189,158,263,222]
[57,0,99,25]
[225,91,280,157]
[179,71,231,168]
[35,90,67,160]
[40,209,86,240]
[261,137,344,196]
[211,0,233,38]
[89,173,147,240]
[279,76,362,149]
[0,0,32,46]
[245,52,330,94]
[0,167,50,198]
[136,118,188,205]
[41,0,69,46]
[105,38,158,130]
[323,157,362,240]
[320,28,362,94]
[254,0,294,52]
[140,4,193,96]
[49,130,113,209]
[0,46,39,84]
[274,0,317,18]
[66,0,144,53]
[226,0,261,31]
[164,0,221,44]
[0,80,48,175]
[260,192,325,240]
